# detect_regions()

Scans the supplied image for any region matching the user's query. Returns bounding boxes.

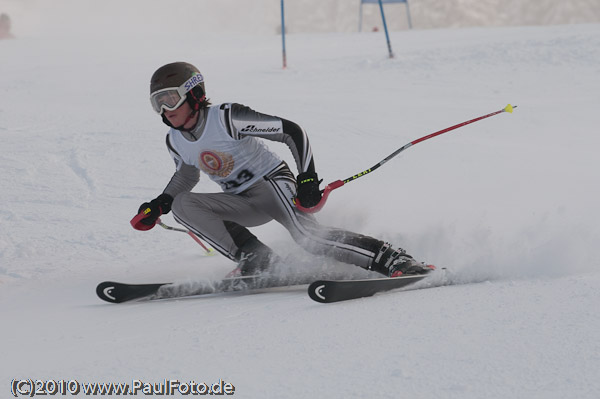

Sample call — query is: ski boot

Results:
[226,237,280,278]
[370,243,435,277]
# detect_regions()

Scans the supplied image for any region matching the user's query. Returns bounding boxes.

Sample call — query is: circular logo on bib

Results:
[199,151,235,177]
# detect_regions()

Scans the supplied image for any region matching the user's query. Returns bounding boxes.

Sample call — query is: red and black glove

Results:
[295,172,323,208]
[132,194,173,231]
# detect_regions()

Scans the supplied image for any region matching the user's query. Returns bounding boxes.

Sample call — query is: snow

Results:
[2,2,600,397]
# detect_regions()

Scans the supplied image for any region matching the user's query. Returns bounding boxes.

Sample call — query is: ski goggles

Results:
[149,73,204,114]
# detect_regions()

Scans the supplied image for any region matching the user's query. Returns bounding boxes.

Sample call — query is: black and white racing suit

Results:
[162,103,385,270]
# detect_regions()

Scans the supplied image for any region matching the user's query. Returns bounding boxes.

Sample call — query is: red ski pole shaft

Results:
[130,210,214,255]
[296,104,517,213]
[156,218,214,255]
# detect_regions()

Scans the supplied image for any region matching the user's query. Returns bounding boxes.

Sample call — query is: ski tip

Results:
[504,104,516,113]
[96,281,167,304]
[308,280,329,303]
[96,281,121,303]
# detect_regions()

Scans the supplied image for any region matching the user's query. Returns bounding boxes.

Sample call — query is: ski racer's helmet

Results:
[149,62,207,116]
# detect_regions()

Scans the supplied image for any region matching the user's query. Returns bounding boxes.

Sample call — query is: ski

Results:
[308,274,428,303]
[98,271,443,304]
[97,274,312,304]
[97,281,167,303]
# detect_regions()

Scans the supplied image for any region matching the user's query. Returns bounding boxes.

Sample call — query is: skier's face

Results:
[163,101,196,129]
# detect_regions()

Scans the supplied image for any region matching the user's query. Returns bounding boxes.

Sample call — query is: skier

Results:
[134,62,433,278]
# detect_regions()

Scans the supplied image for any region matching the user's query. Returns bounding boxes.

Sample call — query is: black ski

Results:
[308,274,428,303]
[97,281,168,303]
[97,274,311,304]
[98,271,441,304]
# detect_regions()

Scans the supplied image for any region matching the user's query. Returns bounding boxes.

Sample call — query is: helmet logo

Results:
[184,73,204,92]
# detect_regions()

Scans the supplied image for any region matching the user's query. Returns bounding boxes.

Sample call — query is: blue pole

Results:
[281,0,287,68]
[405,1,413,29]
[377,0,394,58]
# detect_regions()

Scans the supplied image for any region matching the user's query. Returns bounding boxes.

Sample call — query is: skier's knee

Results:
[171,191,191,215]
[171,191,213,220]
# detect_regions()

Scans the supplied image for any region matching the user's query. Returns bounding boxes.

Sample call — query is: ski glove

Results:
[133,193,173,231]
[295,171,323,208]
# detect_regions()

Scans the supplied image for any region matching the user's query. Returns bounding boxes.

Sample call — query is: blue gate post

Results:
[359,1,413,31]
[378,0,394,58]
[405,0,413,29]
[281,0,287,69]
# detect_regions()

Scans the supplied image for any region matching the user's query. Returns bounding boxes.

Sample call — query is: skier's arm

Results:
[162,134,200,198]
[132,135,199,231]
[225,103,322,207]
[224,103,316,174]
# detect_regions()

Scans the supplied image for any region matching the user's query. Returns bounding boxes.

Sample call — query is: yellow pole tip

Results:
[504,104,514,113]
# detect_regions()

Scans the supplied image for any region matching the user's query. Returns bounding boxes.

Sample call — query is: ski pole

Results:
[156,218,215,255]
[130,211,215,255]
[296,104,517,213]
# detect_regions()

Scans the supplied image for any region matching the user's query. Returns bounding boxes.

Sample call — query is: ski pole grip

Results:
[295,180,345,213]
[130,211,145,227]
[130,208,158,231]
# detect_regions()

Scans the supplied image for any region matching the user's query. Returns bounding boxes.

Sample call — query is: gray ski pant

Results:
[171,163,383,269]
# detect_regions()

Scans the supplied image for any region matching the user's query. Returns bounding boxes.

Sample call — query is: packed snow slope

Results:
[1,16,600,399]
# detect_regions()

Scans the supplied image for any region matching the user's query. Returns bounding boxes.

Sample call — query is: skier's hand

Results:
[295,172,322,208]
[133,194,173,230]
